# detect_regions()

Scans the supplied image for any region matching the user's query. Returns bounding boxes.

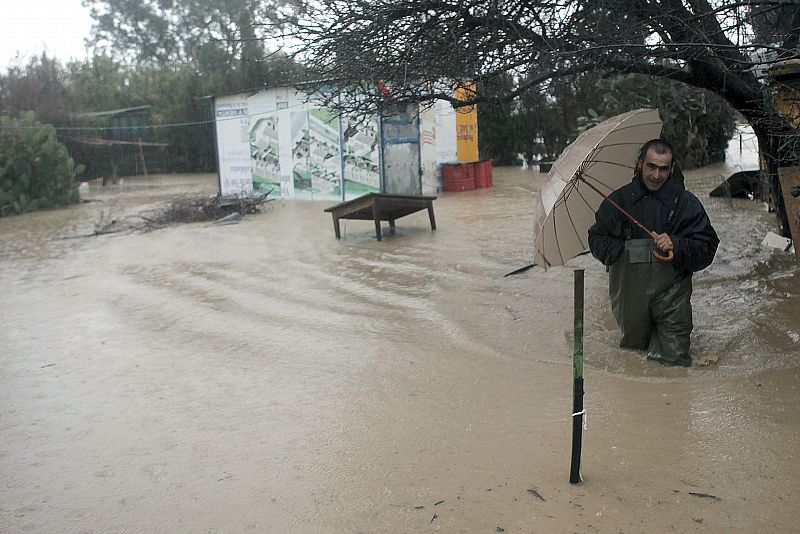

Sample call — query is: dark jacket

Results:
[588,175,719,273]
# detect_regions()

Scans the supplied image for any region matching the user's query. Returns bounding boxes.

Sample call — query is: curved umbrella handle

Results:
[652,248,674,262]
[647,230,674,262]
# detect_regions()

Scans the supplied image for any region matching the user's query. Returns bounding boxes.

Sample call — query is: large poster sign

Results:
[215,86,466,198]
[341,113,381,198]
[292,108,344,200]
[455,83,479,163]
[215,95,253,195]
[249,113,281,194]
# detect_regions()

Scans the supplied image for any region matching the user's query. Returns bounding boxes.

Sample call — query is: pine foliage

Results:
[0,112,83,216]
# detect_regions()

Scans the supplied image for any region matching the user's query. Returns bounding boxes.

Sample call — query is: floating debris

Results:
[761,231,792,251]
[214,212,243,225]
[527,488,546,502]
[688,492,720,501]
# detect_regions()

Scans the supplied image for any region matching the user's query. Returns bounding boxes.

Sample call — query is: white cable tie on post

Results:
[572,409,587,430]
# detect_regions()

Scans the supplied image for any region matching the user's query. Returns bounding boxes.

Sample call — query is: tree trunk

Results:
[752,125,792,237]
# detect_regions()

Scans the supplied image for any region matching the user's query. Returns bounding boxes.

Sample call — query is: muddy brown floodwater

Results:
[1,155,798,533]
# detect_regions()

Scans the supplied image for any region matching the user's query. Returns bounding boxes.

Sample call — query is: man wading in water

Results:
[588,139,719,367]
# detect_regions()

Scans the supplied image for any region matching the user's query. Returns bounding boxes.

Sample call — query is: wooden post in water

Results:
[570,269,585,484]
[138,138,149,177]
[778,167,800,265]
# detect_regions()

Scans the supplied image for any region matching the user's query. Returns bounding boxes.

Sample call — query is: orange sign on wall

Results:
[455,84,479,162]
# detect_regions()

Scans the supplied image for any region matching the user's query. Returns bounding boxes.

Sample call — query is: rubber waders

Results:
[609,239,693,366]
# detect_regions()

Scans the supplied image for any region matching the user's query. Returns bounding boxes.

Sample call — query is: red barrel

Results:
[442,163,475,192]
[474,160,493,188]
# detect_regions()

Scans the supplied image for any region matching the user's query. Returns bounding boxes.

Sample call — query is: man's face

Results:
[638,147,673,191]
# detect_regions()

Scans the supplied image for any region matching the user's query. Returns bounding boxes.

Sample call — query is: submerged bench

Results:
[324,193,437,241]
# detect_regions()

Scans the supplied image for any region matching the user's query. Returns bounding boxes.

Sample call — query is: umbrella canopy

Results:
[532,108,663,268]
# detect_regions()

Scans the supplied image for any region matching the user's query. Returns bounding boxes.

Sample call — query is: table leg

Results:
[427,203,437,230]
[372,204,382,241]
[332,215,341,239]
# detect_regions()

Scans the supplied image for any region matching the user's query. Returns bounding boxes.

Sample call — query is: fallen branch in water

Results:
[141,191,274,228]
[63,191,275,239]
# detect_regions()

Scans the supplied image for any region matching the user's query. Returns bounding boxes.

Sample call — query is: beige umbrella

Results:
[532,108,664,268]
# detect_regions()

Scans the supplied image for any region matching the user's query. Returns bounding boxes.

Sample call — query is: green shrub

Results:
[0,112,83,216]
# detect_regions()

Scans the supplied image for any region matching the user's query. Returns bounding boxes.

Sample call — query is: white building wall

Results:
[435,99,458,165]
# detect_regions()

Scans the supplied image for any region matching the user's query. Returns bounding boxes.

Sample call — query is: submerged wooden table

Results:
[324,193,437,241]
